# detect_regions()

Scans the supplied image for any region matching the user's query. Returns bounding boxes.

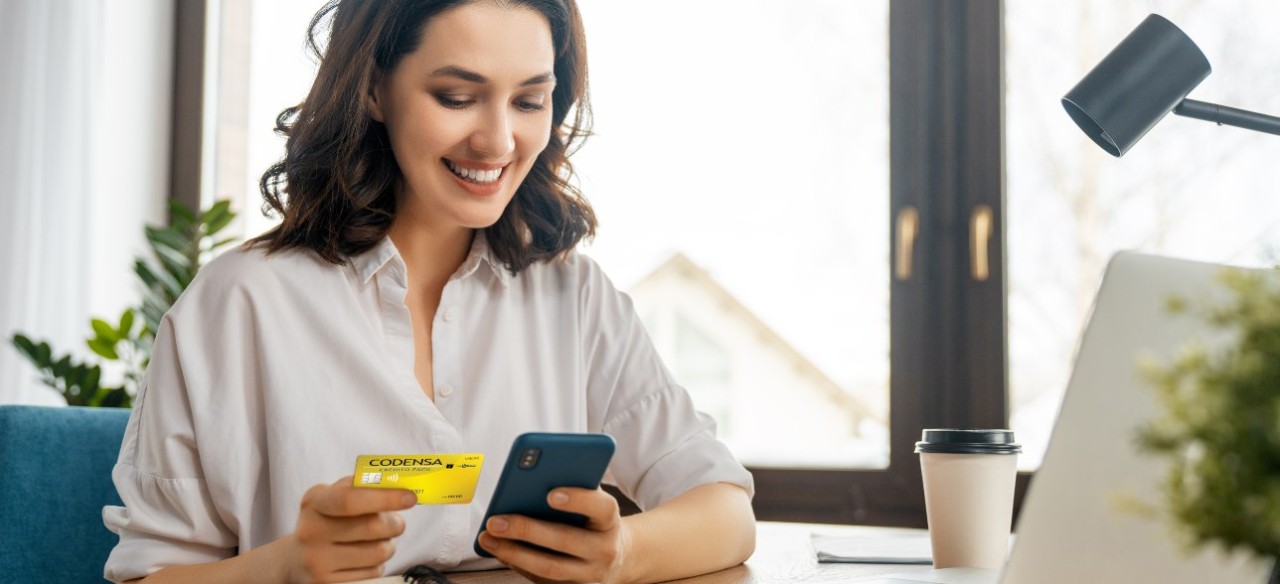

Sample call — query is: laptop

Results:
[868,252,1273,584]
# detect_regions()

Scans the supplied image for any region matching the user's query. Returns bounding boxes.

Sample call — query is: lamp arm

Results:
[1173,98,1280,136]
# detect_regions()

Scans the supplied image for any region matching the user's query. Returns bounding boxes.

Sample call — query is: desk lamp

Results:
[1062,13,1280,157]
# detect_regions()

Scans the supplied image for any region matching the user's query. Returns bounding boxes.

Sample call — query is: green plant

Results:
[10,199,239,407]
[1139,269,1280,562]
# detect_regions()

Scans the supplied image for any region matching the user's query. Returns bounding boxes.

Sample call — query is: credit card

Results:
[353,453,484,505]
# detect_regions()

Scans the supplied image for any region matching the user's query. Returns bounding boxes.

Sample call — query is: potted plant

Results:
[1140,269,1280,583]
[10,200,238,407]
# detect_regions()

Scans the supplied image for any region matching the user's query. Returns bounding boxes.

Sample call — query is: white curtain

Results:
[0,0,173,404]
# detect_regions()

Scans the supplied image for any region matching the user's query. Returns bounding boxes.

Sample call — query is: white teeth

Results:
[447,161,503,184]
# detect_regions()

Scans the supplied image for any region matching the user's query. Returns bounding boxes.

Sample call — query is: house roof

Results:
[633,252,881,424]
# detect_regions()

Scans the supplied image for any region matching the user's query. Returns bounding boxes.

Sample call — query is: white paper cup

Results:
[916,429,1020,569]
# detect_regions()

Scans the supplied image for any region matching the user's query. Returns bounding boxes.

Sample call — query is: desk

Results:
[360,522,936,584]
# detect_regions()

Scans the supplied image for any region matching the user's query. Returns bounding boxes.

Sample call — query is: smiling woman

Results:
[102,1,755,583]
[366,5,561,252]
[253,0,594,274]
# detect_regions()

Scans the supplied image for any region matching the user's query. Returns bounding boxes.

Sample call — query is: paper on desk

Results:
[810,531,933,564]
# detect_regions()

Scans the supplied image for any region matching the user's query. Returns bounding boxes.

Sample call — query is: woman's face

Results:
[369,2,556,233]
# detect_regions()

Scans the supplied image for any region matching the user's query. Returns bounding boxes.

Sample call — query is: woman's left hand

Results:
[477,487,632,584]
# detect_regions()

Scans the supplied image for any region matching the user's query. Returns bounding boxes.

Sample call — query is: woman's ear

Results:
[366,78,386,123]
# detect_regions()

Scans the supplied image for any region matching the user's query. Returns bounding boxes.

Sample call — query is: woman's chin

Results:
[459,212,507,231]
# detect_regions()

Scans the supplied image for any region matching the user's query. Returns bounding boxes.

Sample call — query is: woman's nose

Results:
[469,106,516,157]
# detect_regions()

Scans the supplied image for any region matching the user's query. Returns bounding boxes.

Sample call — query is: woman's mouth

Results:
[445,160,505,184]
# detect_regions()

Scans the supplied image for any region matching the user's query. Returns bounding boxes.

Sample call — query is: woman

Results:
[103,0,756,582]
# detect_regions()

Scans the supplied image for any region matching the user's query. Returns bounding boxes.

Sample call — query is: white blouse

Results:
[102,233,753,582]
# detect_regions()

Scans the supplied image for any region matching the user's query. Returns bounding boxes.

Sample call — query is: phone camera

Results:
[518,447,541,469]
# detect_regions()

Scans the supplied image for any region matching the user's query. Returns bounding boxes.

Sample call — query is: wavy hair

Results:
[251,0,595,273]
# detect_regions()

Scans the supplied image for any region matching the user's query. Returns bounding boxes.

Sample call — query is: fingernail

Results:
[489,517,509,532]
[550,491,570,505]
[402,492,418,506]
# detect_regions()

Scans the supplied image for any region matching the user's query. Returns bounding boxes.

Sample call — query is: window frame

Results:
[171,0,208,217]
[750,0,1030,528]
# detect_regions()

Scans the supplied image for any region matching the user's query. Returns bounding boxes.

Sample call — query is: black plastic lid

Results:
[914,429,1021,455]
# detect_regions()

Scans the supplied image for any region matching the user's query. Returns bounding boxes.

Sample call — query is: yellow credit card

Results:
[353,454,484,505]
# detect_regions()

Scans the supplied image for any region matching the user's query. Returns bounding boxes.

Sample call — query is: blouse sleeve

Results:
[577,257,755,511]
[101,314,237,582]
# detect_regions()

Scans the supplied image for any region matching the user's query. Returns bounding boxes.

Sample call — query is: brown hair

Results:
[252,0,595,273]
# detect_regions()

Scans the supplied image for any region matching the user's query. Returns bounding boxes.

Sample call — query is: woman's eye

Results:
[516,95,548,112]
[436,95,472,109]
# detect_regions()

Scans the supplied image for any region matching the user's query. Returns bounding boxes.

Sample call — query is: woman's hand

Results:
[476,487,632,584]
[285,475,417,583]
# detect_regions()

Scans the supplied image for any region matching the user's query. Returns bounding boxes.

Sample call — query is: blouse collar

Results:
[351,231,510,289]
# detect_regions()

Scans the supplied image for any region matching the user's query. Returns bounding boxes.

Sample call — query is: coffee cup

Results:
[915,429,1021,569]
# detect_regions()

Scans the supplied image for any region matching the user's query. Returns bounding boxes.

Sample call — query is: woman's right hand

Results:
[286,475,417,583]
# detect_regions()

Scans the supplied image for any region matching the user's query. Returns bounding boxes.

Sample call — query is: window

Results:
[1005,0,1280,468]
[574,0,891,470]
[238,0,327,240]
[658,311,733,431]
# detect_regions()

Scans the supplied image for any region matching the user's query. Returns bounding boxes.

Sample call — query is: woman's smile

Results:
[445,159,506,183]
[443,159,510,196]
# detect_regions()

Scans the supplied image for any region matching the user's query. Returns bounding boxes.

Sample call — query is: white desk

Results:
[357,522,942,583]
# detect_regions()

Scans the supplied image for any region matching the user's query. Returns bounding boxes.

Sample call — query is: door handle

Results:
[895,206,919,281]
[970,205,993,282]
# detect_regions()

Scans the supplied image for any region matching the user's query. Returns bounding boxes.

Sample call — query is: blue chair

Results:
[0,405,130,583]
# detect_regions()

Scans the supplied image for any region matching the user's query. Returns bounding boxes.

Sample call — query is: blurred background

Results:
[2,0,1278,525]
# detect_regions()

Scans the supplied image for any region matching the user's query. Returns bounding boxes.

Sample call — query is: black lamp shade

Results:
[1062,14,1211,157]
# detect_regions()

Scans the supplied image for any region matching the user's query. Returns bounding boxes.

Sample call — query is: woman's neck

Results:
[387,213,474,301]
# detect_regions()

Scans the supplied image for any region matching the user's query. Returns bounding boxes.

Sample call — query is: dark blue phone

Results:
[474,432,616,558]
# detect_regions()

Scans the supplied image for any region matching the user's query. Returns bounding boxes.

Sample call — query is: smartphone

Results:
[473,432,616,558]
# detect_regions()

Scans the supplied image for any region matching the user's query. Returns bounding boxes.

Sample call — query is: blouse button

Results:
[438,385,454,398]
[443,307,459,323]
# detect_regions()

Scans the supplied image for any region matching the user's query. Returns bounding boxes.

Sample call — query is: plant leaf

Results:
[149,238,195,287]
[84,365,102,393]
[88,338,120,360]
[64,365,87,405]
[169,199,197,231]
[204,207,236,237]
[140,296,167,335]
[204,236,240,252]
[151,240,193,273]
[135,259,183,301]
[36,342,51,367]
[145,225,189,255]
[52,355,71,380]
[11,334,39,362]
[91,319,120,344]
[119,309,135,338]
[99,387,130,408]
[201,200,233,225]
[70,364,86,390]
